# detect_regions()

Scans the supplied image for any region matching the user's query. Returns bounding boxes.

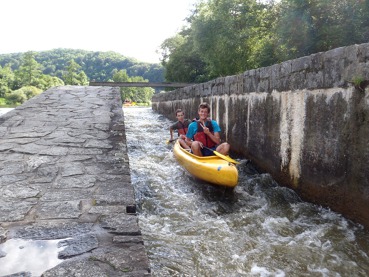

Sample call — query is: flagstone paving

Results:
[0,86,150,276]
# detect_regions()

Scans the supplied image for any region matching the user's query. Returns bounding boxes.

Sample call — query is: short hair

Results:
[175,109,184,116]
[198,102,210,113]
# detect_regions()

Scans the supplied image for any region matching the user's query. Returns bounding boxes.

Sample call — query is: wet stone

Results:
[0,162,25,176]
[91,246,151,275]
[0,174,29,186]
[0,86,150,275]
[54,175,96,189]
[1,138,39,145]
[8,126,57,135]
[0,200,36,222]
[100,214,141,235]
[35,164,59,182]
[7,129,54,138]
[94,123,110,131]
[26,156,58,171]
[58,234,99,259]
[15,222,94,240]
[35,139,83,148]
[0,143,16,151]
[60,163,85,177]
[41,258,110,277]
[0,126,7,136]
[88,205,126,216]
[67,147,103,155]
[36,200,82,219]
[0,226,7,243]
[2,184,40,199]
[14,144,69,156]
[84,139,112,149]
[41,189,94,201]
[113,235,144,244]
[2,272,32,277]
[59,155,93,163]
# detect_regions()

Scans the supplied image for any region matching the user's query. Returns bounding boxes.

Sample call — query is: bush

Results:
[5,86,42,105]
[0,97,7,106]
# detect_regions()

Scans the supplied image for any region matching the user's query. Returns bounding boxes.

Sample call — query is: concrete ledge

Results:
[0,86,151,276]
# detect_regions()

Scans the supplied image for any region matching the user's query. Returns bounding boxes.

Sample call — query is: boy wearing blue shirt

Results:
[186,102,230,157]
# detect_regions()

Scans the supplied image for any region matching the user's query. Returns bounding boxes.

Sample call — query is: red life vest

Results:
[177,120,189,136]
[193,120,217,148]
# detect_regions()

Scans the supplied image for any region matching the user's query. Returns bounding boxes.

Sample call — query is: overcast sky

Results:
[1,0,198,63]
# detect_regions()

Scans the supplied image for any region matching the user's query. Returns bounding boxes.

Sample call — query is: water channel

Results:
[123,107,369,277]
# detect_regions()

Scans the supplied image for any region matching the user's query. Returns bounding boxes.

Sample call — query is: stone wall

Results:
[152,43,369,228]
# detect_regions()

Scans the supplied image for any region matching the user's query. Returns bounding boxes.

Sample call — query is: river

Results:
[0,108,14,117]
[123,107,369,277]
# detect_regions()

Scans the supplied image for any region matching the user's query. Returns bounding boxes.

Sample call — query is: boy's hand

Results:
[200,123,210,135]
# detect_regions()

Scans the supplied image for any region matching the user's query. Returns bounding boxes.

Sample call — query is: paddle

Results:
[166,138,178,144]
[201,146,240,164]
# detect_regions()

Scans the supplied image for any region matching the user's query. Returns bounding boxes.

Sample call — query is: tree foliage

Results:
[6,86,42,105]
[14,51,43,88]
[0,64,14,97]
[0,49,164,83]
[113,69,154,104]
[62,59,88,85]
[0,49,164,106]
[160,0,369,82]
[0,52,65,105]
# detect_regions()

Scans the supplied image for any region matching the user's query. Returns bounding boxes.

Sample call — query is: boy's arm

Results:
[185,122,195,144]
[170,128,174,140]
[204,121,221,144]
[169,122,177,140]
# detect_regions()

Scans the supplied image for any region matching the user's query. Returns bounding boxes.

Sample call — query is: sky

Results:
[1,0,199,63]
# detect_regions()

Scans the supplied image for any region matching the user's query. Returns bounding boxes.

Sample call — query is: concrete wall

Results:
[152,43,369,229]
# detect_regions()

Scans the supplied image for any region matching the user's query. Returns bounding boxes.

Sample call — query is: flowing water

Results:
[123,107,369,277]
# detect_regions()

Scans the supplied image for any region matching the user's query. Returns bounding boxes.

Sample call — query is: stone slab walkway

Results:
[0,86,150,276]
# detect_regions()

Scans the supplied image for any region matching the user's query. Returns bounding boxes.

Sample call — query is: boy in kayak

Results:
[185,102,230,156]
[169,109,191,150]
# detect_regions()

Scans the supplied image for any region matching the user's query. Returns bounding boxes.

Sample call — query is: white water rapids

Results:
[124,107,369,276]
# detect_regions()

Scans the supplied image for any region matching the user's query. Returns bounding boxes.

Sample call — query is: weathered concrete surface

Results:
[0,86,151,276]
[152,43,369,229]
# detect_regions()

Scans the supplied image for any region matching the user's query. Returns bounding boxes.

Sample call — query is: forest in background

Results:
[0,49,164,106]
[160,0,369,83]
[1,0,369,106]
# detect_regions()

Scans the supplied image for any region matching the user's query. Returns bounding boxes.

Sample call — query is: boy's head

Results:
[198,102,210,113]
[175,109,185,118]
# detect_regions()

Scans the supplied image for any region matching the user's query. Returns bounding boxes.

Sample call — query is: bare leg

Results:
[191,141,203,156]
[216,142,230,155]
[179,139,190,150]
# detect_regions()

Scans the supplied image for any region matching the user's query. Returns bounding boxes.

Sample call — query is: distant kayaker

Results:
[185,102,230,157]
[169,109,191,150]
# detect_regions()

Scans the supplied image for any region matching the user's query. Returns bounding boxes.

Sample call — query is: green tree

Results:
[62,59,89,85]
[130,76,154,104]
[37,75,64,91]
[0,49,164,84]
[113,69,134,102]
[0,64,15,97]
[5,86,42,105]
[14,51,42,89]
[274,0,369,60]
[191,0,267,77]
[161,0,273,81]
[161,32,208,83]
[113,69,154,104]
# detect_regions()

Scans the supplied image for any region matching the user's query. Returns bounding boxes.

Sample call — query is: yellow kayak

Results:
[173,140,239,187]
